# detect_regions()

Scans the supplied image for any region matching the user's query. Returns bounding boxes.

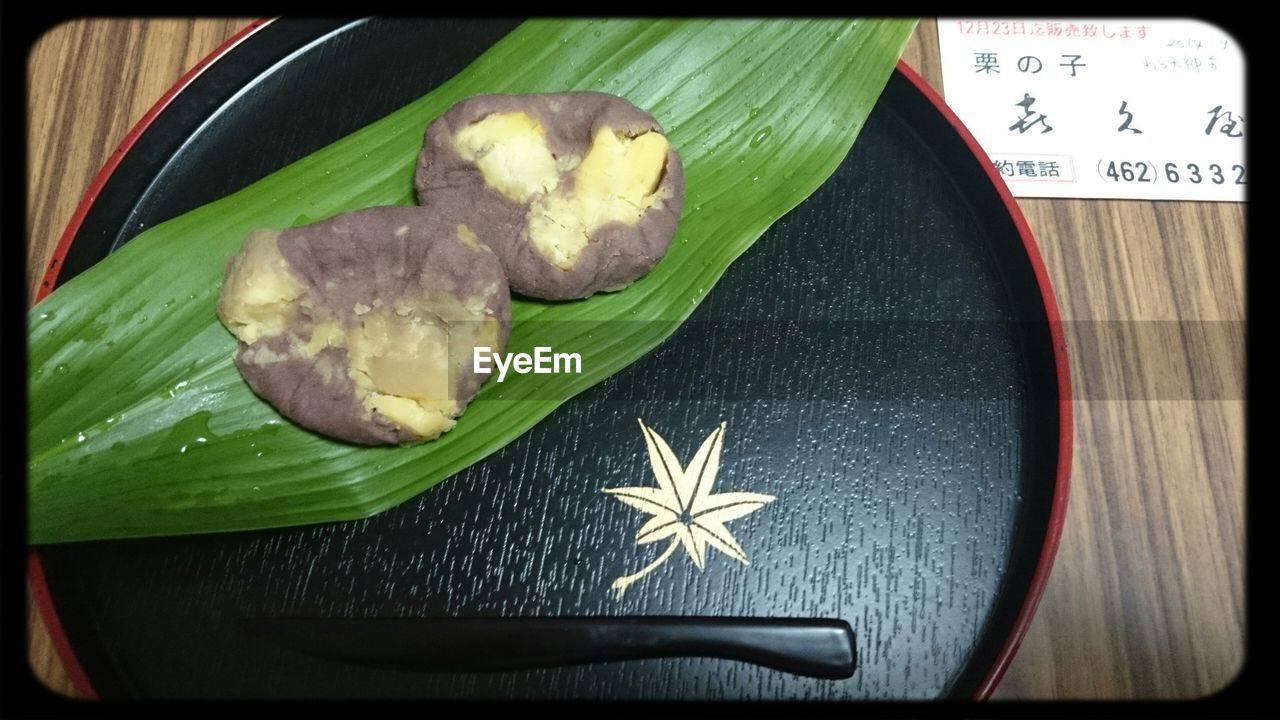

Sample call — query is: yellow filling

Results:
[528,128,669,269]
[217,230,305,344]
[451,112,561,204]
[344,294,497,438]
[451,111,671,270]
[456,224,483,251]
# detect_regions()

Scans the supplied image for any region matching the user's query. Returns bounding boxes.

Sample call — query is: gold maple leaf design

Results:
[604,419,776,598]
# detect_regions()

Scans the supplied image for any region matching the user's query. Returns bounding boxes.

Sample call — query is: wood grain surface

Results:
[25,18,1245,700]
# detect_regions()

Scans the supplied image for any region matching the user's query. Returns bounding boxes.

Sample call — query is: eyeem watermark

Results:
[474,346,582,382]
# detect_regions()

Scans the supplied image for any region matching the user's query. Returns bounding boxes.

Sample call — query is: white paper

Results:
[937,18,1245,201]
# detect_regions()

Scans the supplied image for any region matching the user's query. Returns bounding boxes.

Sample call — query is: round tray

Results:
[32,18,1070,700]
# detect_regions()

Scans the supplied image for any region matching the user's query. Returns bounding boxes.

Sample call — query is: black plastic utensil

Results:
[241,617,857,679]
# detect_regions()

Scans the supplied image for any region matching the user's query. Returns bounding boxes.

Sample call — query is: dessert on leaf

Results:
[415,91,685,300]
[217,206,511,445]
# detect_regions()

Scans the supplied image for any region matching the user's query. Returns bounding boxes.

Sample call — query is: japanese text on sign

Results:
[938,18,1244,201]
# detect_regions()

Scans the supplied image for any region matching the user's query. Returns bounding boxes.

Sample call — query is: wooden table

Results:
[26,19,1245,700]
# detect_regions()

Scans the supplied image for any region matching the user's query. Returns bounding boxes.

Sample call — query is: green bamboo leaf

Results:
[28,19,917,543]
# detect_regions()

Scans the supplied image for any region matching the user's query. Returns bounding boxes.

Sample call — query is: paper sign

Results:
[937,19,1245,201]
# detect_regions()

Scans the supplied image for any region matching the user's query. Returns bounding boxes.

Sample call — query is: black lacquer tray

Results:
[31,18,1071,700]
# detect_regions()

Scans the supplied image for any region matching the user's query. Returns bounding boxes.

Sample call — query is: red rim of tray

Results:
[27,17,277,701]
